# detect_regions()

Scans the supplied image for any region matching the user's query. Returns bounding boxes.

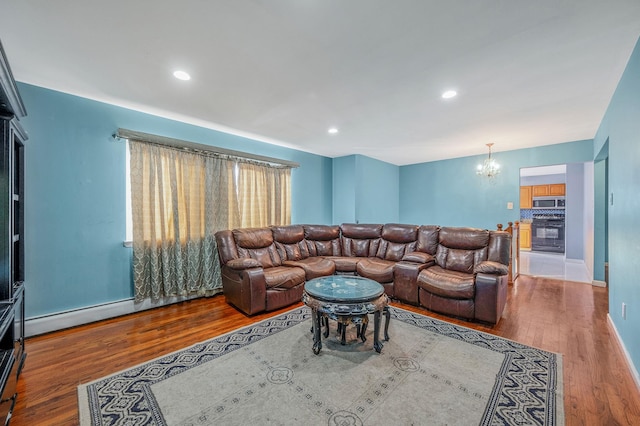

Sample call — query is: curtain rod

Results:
[113,128,300,168]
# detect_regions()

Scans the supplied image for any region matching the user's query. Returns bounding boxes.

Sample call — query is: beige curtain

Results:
[129,141,240,301]
[237,162,291,227]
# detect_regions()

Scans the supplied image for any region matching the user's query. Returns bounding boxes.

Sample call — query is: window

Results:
[124,136,293,300]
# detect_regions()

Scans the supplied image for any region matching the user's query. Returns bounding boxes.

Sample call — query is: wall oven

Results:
[531,215,565,253]
[532,196,566,209]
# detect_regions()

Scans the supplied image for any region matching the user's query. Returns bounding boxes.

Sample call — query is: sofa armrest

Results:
[474,260,508,275]
[474,272,508,324]
[393,261,432,305]
[220,265,267,315]
[402,251,435,264]
[226,258,262,270]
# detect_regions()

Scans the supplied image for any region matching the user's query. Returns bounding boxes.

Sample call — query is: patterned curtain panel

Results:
[237,162,291,227]
[129,141,240,301]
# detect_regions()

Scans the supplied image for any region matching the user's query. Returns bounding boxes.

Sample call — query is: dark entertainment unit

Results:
[0,40,27,424]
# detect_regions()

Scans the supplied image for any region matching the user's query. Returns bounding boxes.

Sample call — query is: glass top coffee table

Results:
[302,275,390,354]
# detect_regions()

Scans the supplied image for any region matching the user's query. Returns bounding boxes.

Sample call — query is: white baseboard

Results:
[592,280,607,288]
[607,314,640,392]
[25,293,207,337]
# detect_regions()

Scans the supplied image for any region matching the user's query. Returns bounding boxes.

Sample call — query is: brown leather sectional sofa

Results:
[215,223,511,324]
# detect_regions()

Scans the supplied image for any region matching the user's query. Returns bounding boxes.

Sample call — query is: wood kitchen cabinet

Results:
[532,185,549,197]
[532,184,566,197]
[520,223,531,249]
[549,183,566,196]
[520,186,532,209]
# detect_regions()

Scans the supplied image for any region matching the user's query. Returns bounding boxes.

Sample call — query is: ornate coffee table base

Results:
[303,293,390,354]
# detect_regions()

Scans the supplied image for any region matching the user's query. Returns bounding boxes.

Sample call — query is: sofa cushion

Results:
[419,290,475,320]
[325,256,361,272]
[417,265,475,299]
[402,251,435,264]
[381,223,418,243]
[341,223,383,238]
[304,224,340,240]
[376,241,417,261]
[233,227,274,249]
[263,266,306,290]
[306,239,341,256]
[303,225,342,256]
[272,225,305,244]
[416,225,440,255]
[356,258,396,283]
[340,224,383,257]
[435,227,490,272]
[275,242,308,261]
[439,227,490,250]
[237,246,282,268]
[348,239,379,257]
[233,227,282,268]
[435,246,475,274]
[272,225,310,262]
[375,224,418,261]
[283,258,336,280]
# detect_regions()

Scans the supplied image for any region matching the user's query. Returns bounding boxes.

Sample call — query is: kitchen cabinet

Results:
[549,183,566,196]
[532,184,565,197]
[532,185,549,197]
[520,186,532,209]
[520,223,531,249]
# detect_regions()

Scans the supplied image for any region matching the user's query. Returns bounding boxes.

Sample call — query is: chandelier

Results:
[476,143,500,178]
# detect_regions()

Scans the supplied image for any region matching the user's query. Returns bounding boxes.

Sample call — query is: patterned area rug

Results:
[78,306,563,425]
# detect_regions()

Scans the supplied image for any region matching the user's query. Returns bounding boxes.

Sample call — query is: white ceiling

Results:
[2,1,640,165]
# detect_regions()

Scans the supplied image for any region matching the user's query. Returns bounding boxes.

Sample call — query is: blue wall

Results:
[332,155,356,224]
[399,141,593,230]
[594,36,640,376]
[18,83,333,318]
[332,154,399,224]
[354,155,399,223]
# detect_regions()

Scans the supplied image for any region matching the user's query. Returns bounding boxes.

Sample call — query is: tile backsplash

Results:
[520,209,565,220]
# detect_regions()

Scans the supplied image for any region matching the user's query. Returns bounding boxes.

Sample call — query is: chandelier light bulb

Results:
[477,143,500,178]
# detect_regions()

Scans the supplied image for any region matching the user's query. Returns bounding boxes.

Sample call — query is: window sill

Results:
[123,241,132,248]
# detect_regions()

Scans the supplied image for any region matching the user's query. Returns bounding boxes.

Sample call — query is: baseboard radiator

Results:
[25,293,212,337]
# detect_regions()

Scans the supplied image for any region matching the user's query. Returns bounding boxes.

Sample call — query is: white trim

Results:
[607,314,640,392]
[592,280,607,288]
[25,293,208,337]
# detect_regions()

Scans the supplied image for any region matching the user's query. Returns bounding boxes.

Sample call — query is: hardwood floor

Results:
[11,275,640,425]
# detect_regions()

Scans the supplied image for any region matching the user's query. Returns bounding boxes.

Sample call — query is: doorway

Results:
[519,163,594,283]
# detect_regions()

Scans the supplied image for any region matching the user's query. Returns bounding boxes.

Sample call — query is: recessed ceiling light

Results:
[173,70,191,81]
[328,127,339,134]
[442,90,457,99]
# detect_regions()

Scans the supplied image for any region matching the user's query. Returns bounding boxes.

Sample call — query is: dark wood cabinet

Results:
[0,39,27,425]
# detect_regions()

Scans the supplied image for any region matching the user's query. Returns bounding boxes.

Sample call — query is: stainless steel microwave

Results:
[532,196,565,209]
